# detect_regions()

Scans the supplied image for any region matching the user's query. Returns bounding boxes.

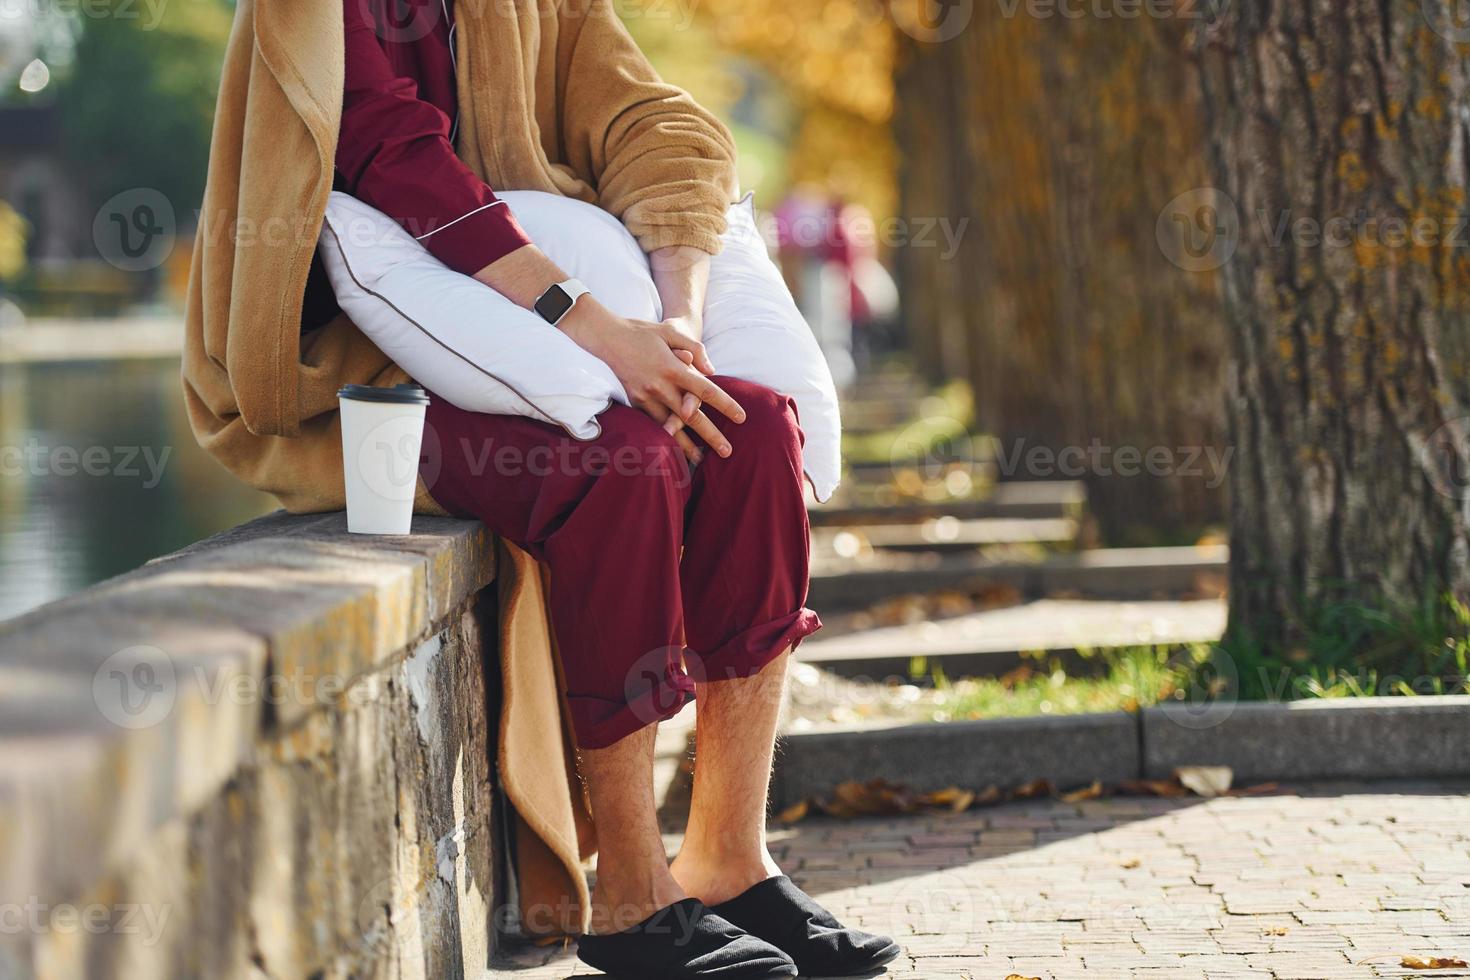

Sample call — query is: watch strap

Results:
[534,278,589,325]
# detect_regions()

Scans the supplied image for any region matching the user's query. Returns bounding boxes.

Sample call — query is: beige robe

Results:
[182,0,738,936]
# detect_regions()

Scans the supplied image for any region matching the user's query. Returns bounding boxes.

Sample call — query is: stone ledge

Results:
[0,511,496,930]
[772,712,1141,808]
[1142,695,1470,781]
[772,695,1470,808]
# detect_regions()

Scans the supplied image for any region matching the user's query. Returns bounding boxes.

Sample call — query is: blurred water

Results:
[0,358,276,621]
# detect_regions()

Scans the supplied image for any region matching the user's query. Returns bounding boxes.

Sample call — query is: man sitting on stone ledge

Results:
[183,0,896,976]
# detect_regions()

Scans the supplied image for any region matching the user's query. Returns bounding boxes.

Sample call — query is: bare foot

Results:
[670,848,784,907]
[587,867,690,936]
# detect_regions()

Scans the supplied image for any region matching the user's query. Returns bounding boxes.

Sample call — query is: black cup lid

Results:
[337,383,430,405]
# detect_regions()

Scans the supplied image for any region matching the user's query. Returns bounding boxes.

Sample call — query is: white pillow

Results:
[318,190,842,501]
[318,192,627,440]
[699,195,842,502]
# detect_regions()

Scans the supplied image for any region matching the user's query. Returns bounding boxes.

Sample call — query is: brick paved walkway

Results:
[492,779,1470,979]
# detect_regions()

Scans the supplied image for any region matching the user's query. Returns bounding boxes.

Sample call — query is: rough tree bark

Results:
[894,11,1229,539]
[1197,0,1470,647]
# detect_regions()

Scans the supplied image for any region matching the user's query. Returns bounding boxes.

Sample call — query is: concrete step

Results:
[843,454,998,481]
[837,400,916,431]
[799,598,1226,682]
[809,480,1087,527]
[807,545,1229,611]
[811,516,1080,557]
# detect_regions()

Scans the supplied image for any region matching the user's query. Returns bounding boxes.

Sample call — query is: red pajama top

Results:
[336,0,533,275]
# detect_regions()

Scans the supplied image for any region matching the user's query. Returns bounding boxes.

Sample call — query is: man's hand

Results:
[654,313,714,458]
[661,313,711,370]
[561,299,743,460]
[476,242,725,463]
[650,244,714,461]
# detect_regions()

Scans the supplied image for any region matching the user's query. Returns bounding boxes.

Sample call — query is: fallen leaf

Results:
[1119,857,1141,869]
[776,799,810,824]
[1011,778,1055,799]
[933,589,976,615]
[1401,955,1468,969]
[820,799,859,820]
[819,779,922,819]
[1005,975,1042,980]
[870,594,930,626]
[1229,781,1281,796]
[1116,778,1189,797]
[972,785,1004,806]
[1263,926,1289,936]
[920,786,976,813]
[1176,766,1233,798]
[1060,780,1104,803]
[974,582,1023,609]
[997,664,1035,688]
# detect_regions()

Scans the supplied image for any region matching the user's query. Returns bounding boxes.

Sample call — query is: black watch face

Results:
[535,284,575,324]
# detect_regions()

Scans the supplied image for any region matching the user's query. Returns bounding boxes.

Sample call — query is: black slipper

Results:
[577,897,798,979]
[710,877,901,978]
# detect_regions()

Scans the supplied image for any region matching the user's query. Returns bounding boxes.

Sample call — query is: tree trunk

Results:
[1197,0,1470,647]
[892,35,973,383]
[894,13,1228,539]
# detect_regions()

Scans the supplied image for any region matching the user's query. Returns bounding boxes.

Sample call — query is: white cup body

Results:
[339,395,427,535]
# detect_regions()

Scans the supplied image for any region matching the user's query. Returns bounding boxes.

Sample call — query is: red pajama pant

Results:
[419,376,821,749]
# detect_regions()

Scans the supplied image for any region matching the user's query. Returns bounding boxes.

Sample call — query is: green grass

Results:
[913,599,1470,724]
[1221,591,1470,700]
[841,380,977,466]
[918,644,1217,721]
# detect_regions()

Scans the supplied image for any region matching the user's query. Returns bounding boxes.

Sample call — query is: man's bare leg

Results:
[669,651,791,905]
[583,723,688,934]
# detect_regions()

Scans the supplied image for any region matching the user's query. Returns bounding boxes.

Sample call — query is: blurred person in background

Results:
[774,185,858,390]
[837,200,900,372]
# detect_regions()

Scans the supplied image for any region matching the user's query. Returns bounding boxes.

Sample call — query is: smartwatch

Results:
[533,278,590,326]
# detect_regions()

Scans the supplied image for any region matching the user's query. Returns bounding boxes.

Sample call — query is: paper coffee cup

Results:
[338,383,430,535]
